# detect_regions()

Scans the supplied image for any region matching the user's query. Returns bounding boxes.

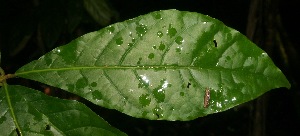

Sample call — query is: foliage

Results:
[1,9,290,135]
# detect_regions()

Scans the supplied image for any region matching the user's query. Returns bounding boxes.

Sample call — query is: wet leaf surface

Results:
[0,85,126,136]
[15,9,290,120]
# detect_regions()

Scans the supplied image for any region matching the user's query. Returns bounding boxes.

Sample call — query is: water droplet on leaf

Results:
[116,37,123,46]
[152,45,157,50]
[128,43,134,47]
[152,106,164,118]
[92,90,103,99]
[137,57,143,65]
[76,77,88,89]
[129,31,133,37]
[136,24,148,37]
[176,47,182,52]
[261,52,268,57]
[153,88,165,103]
[108,26,115,34]
[175,36,184,45]
[139,94,151,107]
[226,56,231,61]
[167,24,177,38]
[139,74,150,87]
[154,13,162,19]
[157,31,163,38]
[148,53,155,59]
[158,42,166,51]
[152,79,171,103]
[91,82,97,87]
[231,97,237,101]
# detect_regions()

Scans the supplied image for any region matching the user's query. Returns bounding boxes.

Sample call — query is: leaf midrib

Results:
[15,65,201,75]
[3,83,22,135]
[15,65,268,78]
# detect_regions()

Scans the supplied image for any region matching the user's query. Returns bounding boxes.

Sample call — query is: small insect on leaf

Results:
[204,88,210,108]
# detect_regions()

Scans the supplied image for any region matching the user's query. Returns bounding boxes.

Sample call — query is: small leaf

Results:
[0,85,126,136]
[15,10,290,121]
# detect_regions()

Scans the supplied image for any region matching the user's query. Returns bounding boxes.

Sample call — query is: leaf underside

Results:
[15,9,290,121]
[0,85,126,136]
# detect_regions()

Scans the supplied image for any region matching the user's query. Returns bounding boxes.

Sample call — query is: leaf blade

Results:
[15,9,290,120]
[0,85,126,136]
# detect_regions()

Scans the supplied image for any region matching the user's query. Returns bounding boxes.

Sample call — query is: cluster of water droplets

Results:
[115,37,123,46]
[136,23,148,38]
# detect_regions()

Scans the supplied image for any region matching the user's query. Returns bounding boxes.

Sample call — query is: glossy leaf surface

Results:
[0,85,126,136]
[16,10,290,120]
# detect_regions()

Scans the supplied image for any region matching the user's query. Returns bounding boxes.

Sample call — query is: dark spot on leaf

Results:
[91,82,97,87]
[136,24,148,37]
[45,124,51,130]
[155,113,160,118]
[142,111,147,117]
[213,39,217,47]
[107,26,115,34]
[16,128,21,136]
[67,84,74,91]
[92,90,103,99]
[60,45,77,64]
[148,53,155,59]
[153,88,165,103]
[137,57,142,65]
[187,82,191,88]
[154,13,162,19]
[116,37,123,45]
[139,94,151,107]
[158,42,166,51]
[167,24,177,38]
[175,36,184,45]
[76,77,88,89]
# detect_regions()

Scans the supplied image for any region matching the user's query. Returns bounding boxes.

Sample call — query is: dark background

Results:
[0,0,299,135]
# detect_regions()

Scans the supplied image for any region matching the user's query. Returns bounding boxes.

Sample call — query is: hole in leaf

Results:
[16,128,21,136]
[45,124,51,130]
[187,82,191,88]
[155,113,160,118]
[213,39,217,47]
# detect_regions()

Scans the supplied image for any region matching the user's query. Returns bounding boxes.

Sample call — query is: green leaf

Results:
[15,9,290,121]
[0,85,126,136]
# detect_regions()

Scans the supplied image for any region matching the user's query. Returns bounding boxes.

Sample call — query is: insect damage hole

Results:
[16,128,21,136]
[45,124,51,130]
[213,39,217,47]
[187,82,191,88]
[155,113,160,118]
